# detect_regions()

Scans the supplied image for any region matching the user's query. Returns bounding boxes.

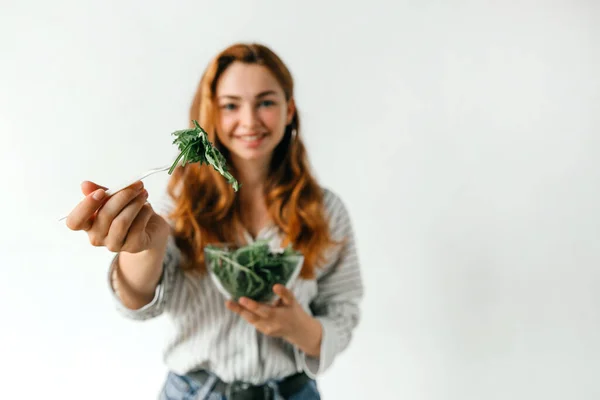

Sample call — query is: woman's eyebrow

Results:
[256,90,277,98]
[218,90,278,100]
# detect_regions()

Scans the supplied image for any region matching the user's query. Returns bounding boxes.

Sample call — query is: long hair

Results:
[166,43,337,279]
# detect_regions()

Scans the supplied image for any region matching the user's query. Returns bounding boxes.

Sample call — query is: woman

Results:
[65,43,364,400]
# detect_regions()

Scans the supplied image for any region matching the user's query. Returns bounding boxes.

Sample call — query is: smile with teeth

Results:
[236,133,267,141]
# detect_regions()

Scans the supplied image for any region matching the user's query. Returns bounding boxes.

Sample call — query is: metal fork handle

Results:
[104,165,171,196]
[58,165,171,222]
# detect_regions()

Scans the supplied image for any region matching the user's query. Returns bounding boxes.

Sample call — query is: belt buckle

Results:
[226,381,274,400]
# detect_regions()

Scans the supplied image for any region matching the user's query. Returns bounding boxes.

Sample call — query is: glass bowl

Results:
[204,240,304,304]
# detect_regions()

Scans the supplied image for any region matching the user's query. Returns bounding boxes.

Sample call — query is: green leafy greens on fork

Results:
[168,120,240,192]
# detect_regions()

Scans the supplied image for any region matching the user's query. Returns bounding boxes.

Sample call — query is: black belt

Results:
[187,369,310,400]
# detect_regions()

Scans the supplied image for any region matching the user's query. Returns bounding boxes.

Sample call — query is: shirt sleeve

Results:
[295,191,364,378]
[107,190,183,321]
[107,234,183,320]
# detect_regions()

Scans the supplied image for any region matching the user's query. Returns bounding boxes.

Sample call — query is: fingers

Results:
[66,181,137,232]
[65,187,109,231]
[238,297,272,319]
[104,190,149,252]
[226,300,260,323]
[122,203,154,250]
[273,284,295,306]
[92,181,145,236]
[226,288,293,322]
[81,181,108,196]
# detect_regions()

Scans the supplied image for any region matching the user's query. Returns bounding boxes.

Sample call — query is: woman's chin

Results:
[230,148,272,163]
[229,142,277,162]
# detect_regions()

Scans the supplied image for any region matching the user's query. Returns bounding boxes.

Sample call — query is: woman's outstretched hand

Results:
[65,180,169,254]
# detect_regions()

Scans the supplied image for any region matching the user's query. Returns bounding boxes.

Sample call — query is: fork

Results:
[58,165,171,222]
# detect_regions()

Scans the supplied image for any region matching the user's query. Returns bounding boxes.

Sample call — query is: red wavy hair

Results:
[165,43,337,279]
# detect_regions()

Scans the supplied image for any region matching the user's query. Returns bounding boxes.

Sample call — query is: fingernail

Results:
[241,297,252,306]
[93,189,105,200]
[134,181,144,191]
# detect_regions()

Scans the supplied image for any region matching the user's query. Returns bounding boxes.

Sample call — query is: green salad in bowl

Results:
[204,240,304,304]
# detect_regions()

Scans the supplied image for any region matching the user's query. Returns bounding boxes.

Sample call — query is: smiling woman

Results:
[64,42,364,400]
[216,66,294,158]
[167,44,334,276]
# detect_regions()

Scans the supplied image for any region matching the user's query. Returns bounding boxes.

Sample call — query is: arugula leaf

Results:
[168,120,240,191]
[205,240,304,303]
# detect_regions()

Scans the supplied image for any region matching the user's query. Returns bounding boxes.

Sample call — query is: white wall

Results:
[1,1,599,399]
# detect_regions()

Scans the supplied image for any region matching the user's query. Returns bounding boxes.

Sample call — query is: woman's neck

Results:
[231,156,270,194]
[231,156,272,238]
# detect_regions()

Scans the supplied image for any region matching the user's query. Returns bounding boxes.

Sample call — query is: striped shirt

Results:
[107,187,364,385]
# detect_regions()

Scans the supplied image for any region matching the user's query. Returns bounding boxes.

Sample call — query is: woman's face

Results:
[214,61,295,164]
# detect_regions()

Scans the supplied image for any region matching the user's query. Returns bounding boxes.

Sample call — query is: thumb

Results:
[81,181,108,196]
[273,284,296,306]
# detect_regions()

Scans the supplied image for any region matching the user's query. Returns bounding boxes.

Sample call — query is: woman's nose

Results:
[239,104,259,129]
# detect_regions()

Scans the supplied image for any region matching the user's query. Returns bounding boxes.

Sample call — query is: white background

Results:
[1,1,599,399]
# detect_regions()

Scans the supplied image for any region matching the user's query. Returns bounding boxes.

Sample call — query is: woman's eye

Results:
[221,103,237,110]
[258,100,275,107]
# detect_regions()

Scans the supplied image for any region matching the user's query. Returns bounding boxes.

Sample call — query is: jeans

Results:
[159,371,321,400]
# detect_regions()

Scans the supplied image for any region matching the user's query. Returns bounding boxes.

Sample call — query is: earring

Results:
[291,128,297,138]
